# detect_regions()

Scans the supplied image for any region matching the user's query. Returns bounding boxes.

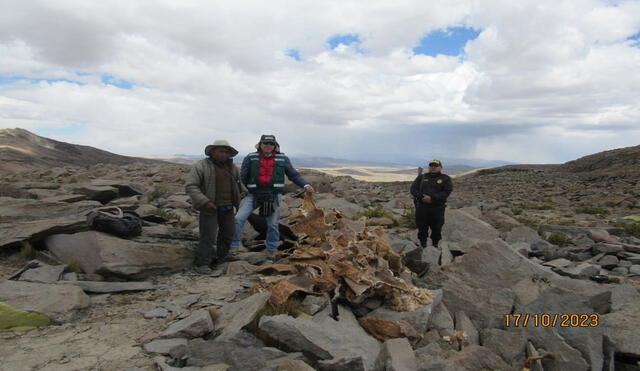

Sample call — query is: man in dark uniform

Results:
[410,159,453,248]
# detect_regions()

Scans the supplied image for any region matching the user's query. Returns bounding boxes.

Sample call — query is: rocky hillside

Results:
[0,128,163,174]
[560,144,640,177]
[0,145,639,370]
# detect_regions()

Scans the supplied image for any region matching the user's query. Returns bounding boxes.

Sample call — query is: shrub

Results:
[546,232,573,247]
[524,203,553,210]
[516,216,540,229]
[399,207,417,228]
[20,242,36,260]
[148,186,170,202]
[510,207,523,216]
[615,221,640,238]
[357,204,392,219]
[576,207,610,215]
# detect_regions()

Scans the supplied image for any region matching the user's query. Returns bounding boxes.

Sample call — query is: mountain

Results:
[560,144,640,178]
[0,128,164,174]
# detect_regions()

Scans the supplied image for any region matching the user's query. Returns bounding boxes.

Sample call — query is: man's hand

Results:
[422,195,432,204]
[205,201,217,211]
[304,184,315,193]
[240,191,248,199]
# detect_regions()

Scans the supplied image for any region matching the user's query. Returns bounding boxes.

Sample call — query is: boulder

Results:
[143,338,189,355]
[315,197,364,219]
[161,309,214,339]
[259,305,381,370]
[374,338,418,371]
[216,292,270,341]
[441,209,500,243]
[0,280,90,323]
[46,231,193,279]
[366,290,443,334]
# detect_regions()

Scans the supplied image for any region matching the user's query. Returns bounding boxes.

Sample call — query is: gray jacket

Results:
[185,158,247,211]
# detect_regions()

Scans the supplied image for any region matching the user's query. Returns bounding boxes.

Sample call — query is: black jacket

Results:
[410,172,453,207]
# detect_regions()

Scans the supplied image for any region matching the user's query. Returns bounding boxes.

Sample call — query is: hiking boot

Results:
[194,266,213,275]
[218,254,238,263]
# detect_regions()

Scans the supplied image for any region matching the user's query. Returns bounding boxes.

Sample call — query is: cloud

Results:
[0,0,639,164]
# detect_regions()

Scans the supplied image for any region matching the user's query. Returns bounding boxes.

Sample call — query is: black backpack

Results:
[86,207,142,238]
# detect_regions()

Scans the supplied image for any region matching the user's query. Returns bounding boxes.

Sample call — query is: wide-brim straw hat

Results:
[205,139,239,157]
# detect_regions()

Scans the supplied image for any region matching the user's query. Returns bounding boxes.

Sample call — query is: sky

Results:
[1,0,639,165]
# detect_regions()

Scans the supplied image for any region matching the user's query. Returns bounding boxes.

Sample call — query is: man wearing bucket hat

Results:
[185,140,247,274]
[410,159,453,249]
[231,134,314,260]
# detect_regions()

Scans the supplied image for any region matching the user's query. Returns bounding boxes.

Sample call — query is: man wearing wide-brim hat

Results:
[185,139,247,274]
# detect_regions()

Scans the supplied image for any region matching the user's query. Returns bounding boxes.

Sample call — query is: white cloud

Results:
[0,0,639,164]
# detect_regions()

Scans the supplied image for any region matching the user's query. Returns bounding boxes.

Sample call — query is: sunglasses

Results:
[429,163,441,167]
[262,142,276,145]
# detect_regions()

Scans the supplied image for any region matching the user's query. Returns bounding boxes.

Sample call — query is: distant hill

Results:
[0,128,165,174]
[560,145,640,178]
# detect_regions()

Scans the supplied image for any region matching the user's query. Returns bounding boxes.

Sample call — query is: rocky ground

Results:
[1,154,639,370]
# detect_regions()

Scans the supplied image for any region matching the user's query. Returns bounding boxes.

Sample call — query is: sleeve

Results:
[234,164,248,193]
[240,156,251,186]
[185,162,210,210]
[431,176,453,203]
[410,175,423,199]
[284,156,309,188]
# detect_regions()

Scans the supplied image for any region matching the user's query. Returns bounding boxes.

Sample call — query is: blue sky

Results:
[1,1,639,165]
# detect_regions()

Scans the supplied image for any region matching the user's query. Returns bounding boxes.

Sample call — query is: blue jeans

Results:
[231,193,282,251]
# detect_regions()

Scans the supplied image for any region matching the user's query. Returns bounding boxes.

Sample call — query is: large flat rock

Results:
[259,305,380,370]
[45,231,193,279]
[0,280,90,323]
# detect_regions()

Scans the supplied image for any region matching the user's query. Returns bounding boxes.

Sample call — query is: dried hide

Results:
[255,193,434,311]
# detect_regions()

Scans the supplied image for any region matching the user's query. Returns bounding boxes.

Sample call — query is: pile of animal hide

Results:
[252,193,434,312]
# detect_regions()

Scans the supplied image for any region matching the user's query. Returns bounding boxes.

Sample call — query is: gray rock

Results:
[236,251,267,265]
[216,292,270,341]
[299,295,327,316]
[557,262,601,278]
[618,251,640,264]
[597,255,619,269]
[505,226,542,245]
[629,265,640,275]
[275,359,316,371]
[143,338,188,354]
[520,287,604,371]
[618,260,632,268]
[374,338,417,371]
[454,311,479,345]
[0,218,86,249]
[186,337,302,369]
[68,184,119,203]
[526,342,544,371]
[427,302,454,337]
[317,356,365,371]
[315,197,365,219]
[421,246,441,269]
[259,305,381,371]
[593,243,624,254]
[440,242,453,265]
[366,289,443,333]
[144,308,170,319]
[610,267,628,276]
[0,280,90,323]
[414,343,464,371]
[16,262,65,283]
[161,309,214,339]
[602,304,640,359]
[46,231,193,279]
[482,328,528,368]
[449,345,513,371]
[441,209,500,243]
[225,260,256,276]
[543,258,572,268]
[587,229,618,244]
[62,281,156,293]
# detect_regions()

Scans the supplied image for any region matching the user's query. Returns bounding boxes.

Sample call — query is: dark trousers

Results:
[415,205,445,247]
[195,208,236,266]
